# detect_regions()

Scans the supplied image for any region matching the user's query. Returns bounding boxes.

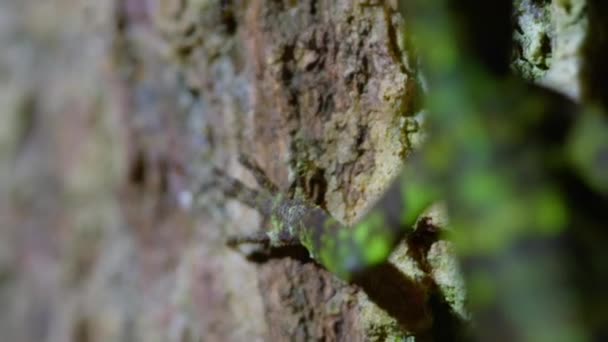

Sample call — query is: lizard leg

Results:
[226,229,273,261]
[226,216,303,260]
[207,166,298,250]
[227,229,301,248]
[238,153,279,194]
[226,230,270,248]
[202,167,275,216]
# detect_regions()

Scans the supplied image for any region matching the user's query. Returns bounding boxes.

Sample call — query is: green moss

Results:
[354,212,391,265]
[399,175,435,226]
[364,235,392,266]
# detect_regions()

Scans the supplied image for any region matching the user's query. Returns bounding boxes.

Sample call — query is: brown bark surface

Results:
[3,0,584,341]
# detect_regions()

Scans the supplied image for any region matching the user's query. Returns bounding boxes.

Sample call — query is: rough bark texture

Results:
[0,0,591,341]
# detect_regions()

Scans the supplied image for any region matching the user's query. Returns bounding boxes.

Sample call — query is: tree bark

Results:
[0,0,592,341]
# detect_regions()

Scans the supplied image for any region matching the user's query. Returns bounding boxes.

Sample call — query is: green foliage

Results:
[568,107,608,193]
[398,0,608,339]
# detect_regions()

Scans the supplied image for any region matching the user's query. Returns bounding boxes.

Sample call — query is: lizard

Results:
[206,0,608,337]
[209,152,437,281]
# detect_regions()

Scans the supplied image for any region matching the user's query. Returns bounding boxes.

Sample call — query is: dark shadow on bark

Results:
[427,290,474,342]
[241,244,314,264]
[237,217,472,339]
[353,262,433,335]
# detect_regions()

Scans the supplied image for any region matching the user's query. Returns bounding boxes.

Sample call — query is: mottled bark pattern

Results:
[241,1,424,339]
[150,0,429,339]
[2,0,593,340]
[247,0,418,223]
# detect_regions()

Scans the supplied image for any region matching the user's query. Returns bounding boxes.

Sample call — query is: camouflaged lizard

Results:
[209,2,608,314]
[210,153,436,281]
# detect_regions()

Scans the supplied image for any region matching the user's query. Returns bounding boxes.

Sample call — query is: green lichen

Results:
[427,241,469,321]
[512,0,553,80]
[389,242,428,284]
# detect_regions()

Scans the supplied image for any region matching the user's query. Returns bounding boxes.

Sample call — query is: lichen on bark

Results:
[512,0,588,98]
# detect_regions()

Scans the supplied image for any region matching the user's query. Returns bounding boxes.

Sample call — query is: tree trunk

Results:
[0,0,593,341]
